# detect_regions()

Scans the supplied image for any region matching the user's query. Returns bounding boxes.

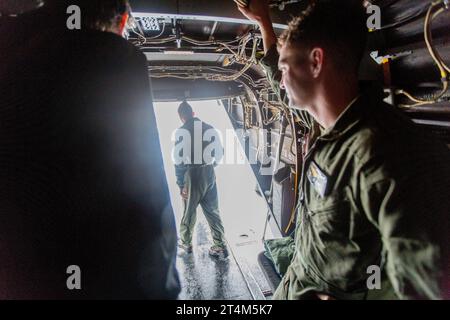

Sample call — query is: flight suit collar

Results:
[318,94,365,141]
[181,117,200,128]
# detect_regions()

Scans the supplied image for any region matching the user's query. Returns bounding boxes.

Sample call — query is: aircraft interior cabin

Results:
[0,0,449,302]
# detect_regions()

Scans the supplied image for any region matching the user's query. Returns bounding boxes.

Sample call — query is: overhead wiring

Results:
[148,65,262,88]
[133,29,262,87]
[395,0,449,108]
[431,7,450,73]
[147,21,167,40]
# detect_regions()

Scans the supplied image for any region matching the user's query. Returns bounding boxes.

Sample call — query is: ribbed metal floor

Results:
[176,215,253,300]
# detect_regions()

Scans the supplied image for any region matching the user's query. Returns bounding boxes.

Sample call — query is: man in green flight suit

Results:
[237,0,450,299]
[174,101,228,258]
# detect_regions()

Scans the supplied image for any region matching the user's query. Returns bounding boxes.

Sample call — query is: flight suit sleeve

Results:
[175,166,187,189]
[212,128,224,166]
[174,130,188,189]
[359,158,445,300]
[259,45,314,129]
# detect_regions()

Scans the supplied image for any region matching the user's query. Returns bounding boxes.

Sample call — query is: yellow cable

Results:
[396,0,449,106]
[400,80,449,108]
[425,7,447,78]
[431,8,450,73]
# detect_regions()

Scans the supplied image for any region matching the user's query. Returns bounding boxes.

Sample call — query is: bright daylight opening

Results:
[154,99,273,300]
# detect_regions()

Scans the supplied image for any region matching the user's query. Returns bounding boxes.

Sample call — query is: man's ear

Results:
[118,12,129,36]
[309,48,324,78]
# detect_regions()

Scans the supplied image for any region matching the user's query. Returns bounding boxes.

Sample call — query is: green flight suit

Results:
[180,165,226,248]
[260,45,450,300]
[175,118,226,249]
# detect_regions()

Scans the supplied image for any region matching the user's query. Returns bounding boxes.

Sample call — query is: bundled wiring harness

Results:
[396,0,450,107]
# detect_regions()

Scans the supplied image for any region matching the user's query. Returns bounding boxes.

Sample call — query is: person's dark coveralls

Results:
[0,4,180,299]
[175,117,226,253]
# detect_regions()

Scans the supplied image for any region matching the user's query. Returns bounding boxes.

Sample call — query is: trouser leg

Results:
[179,171,201,245]
[200,179,226,248]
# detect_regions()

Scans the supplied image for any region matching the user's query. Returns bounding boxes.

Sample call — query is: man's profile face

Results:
[278,43,315,110]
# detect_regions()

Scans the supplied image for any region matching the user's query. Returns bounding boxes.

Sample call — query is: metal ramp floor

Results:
[176,215,275,300]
